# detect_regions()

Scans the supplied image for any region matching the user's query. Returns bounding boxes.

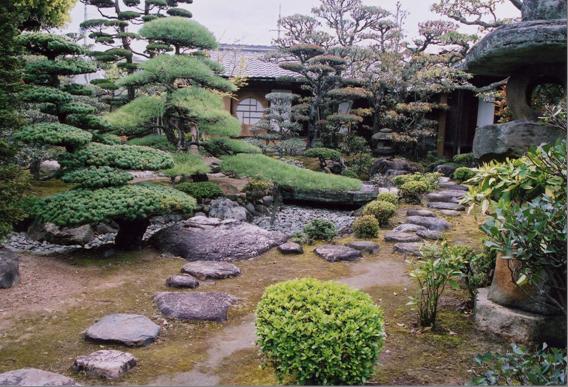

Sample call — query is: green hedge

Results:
[221,154,362,192]
[256,278,385,385]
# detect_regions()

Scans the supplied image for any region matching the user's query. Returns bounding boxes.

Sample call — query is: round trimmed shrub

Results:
[304,147,342,161]
[352,215,379,239]
[452,152,476,167]
[453,166,477,182]
[377,192,398,205]
[256,278,385,385]
[303,218,337,241]
[244,178,274,202]
[175,181,223,201]
[393,172,440,192]
[362,200,397,226]
[399,180,429,204]
[62,166,133,188]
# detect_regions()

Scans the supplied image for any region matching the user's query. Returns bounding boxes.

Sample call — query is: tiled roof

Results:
[210,44,298,79]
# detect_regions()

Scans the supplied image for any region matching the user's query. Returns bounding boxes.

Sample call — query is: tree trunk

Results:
[114,218,150,250]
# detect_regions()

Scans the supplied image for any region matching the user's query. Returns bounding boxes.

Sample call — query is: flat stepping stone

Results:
[314,245,362,262]
[392,223,427,233]
[426,191,464,203]
[427,202,465,211]
[441,209,462,217]
[166,274,199,289]
[346,241,380,254]
[181,261,240,280]
[154,292,236,322]
[278,242,304,254]
[439,182,468,191]
[406,216,451,231]
[393,242,423,256]
[416,229,443,240]
[384,232,422,243]
[406,208,435,217]
[85,313,160,347]
[73,350,136,380]
[0,369,78,386]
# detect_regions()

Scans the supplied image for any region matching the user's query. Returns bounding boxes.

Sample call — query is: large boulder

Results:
[473,120,563,161]
[28,222,95,246]
[38,160,60,180]
[73,350,137,380]
[522,0,567,21]
[370,157,422,177]
[154,291,236,322]
[0,369,78,386]
[434,163,459,177]
[84,314,160,347]
[0,248,19,289]
[150,216,287,261]
[208,198,247,221]
[181,261,241,280]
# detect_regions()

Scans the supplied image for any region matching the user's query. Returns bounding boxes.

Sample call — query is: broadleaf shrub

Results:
[362,200,397,226]
[175,181,223,201]
[256,278,385,385]
[303,218,336,242]
[352,215,379,239]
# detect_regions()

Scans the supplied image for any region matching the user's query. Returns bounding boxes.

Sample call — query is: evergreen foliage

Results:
[139,17,217,53]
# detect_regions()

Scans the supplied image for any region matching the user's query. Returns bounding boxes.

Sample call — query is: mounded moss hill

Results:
[221,153,362,192]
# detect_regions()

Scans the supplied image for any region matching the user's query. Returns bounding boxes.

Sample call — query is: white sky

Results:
[63,0,520,46]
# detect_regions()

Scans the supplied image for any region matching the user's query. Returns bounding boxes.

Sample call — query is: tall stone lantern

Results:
[464,0,567,160]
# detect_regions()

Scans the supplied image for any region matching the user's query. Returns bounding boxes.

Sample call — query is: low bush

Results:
[341,168,359,179]
[290,231,310,245]
[175,181,223,201]
[393,172,440,192]
[473,343,567,385]
[205,137,262,157]
[453,166,477,182]
[221,154,362,192]
[362,200,397,226]
[346,152,374,180]
[303,219,337,242]
[256,278,385,385]
[352,215,379,239]
[377,192,398,205]
[399,180,429,204]
[127,134,176,152]
[304,147,341,161]
[452,152,476,167]
[274,138,305,156]
[161,152,210,179]
[244,178,274,202]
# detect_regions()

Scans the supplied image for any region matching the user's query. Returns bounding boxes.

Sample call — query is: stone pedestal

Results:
[474,288,566,346]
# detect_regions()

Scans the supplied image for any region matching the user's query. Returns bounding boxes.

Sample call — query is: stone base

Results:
[474,288,566,346]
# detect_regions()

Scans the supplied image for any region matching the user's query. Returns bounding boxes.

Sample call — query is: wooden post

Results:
[437,94,449,156]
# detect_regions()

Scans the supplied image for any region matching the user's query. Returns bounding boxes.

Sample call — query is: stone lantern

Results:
[464,0,567,160]
[371,128,395,156]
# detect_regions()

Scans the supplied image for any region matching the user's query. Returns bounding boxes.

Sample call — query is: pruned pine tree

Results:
[15,33,196,250]
[253,92,301,140]
[106,17,240,150]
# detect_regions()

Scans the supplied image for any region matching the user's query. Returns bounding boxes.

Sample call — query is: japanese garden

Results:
[0,0,566,385]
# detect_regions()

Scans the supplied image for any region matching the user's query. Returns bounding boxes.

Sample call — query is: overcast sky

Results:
[63,0,520,46]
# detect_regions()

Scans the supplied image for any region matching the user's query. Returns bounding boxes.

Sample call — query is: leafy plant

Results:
[175,181,223,201]
[303,218,337,242]
[473,343,567,386]
[362,200,397,227]
[256,278,384,385]
[453,166,477,182]
[352,215,380,239]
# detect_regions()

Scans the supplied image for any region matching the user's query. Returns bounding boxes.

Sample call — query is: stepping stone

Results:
[406,208,435,217]
[406,216,451,231]
[346,241,380,254]
[278,242,304,254]
[85,314,160,347]
[154,292,236,322]
[181,261,240,280]
[384,232,422,243]
[314,245,362,262]
[166,274,199,289]
[426,192,463,203]
[441,209,462,217]
[417,229,443,240]
[73,350,137,380]
[427,202,465,211]
[393,243,423,257]
[392,223,427,233]
[0,369,78,386]
[439,182,468,191]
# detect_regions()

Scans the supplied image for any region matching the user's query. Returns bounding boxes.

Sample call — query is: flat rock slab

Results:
[426,190,465,203]
[406,216,451,231]
[277,242,304,254]
[181,261,240,280]
[0,369,78,386]
[440,209,462,217]
[392,224,427,233]
[314,245,362,262]
[427,202,465,211]
[406,209,435,217]
[166,274,199,289]
[416,229,443,240]
[85,314,160,347]
[150,216,287,261]
[154,292,236,322]
[73,350,136,380]
[393,243,423,257]
[346,241,379,254]
[439,182,468,191]
[384,232,422,243]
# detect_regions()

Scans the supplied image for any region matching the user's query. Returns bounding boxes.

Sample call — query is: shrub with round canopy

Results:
[139,17,217,54]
